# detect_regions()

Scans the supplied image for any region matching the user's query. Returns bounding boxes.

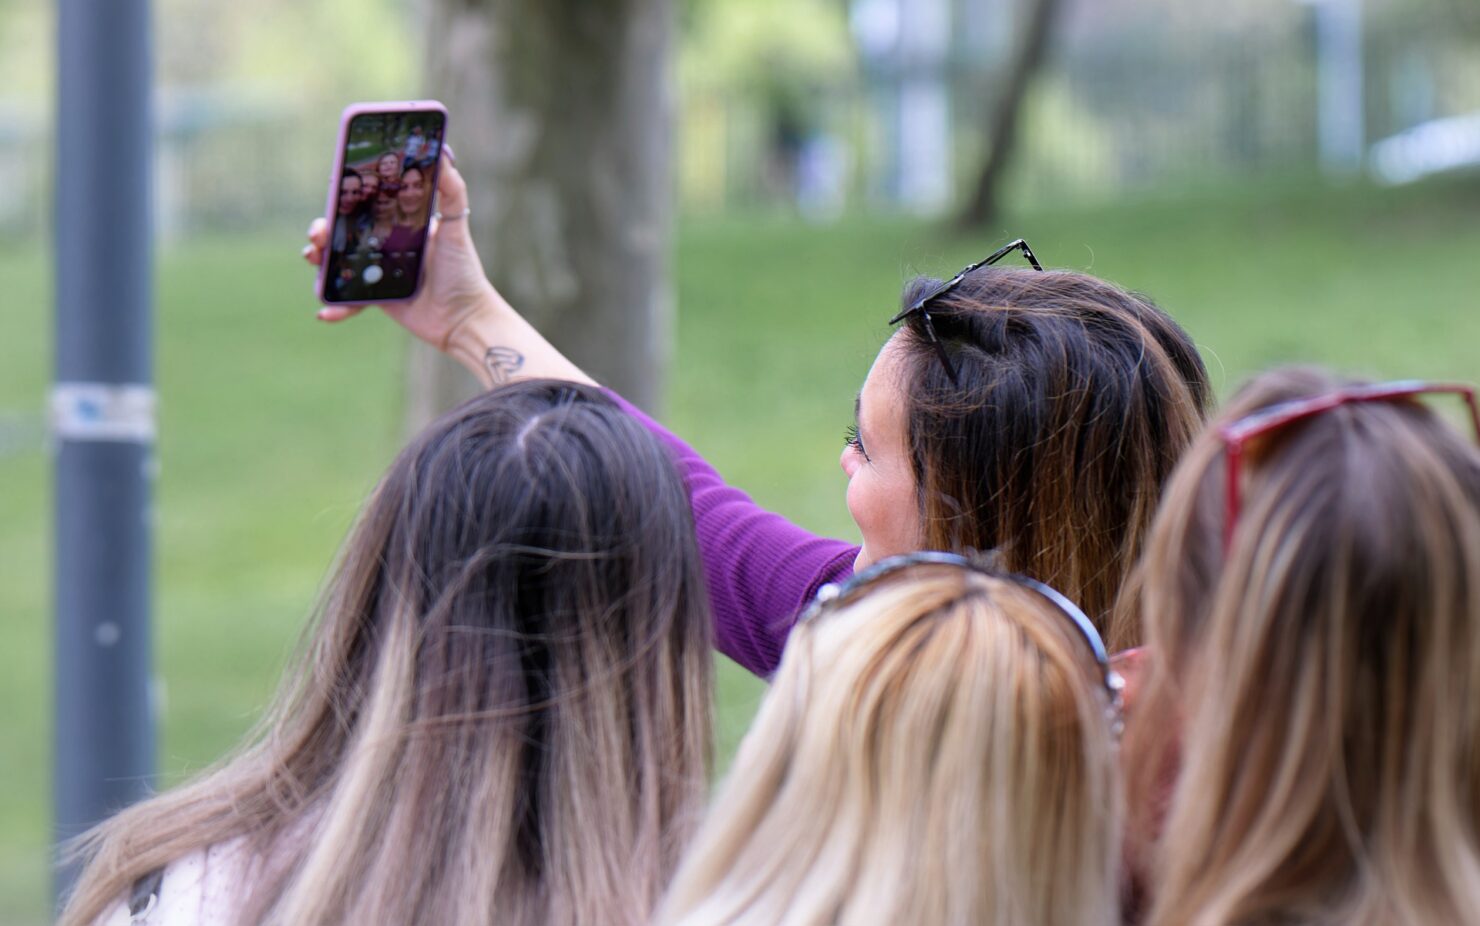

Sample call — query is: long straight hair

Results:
[1126,367,1480,925]
[658,567,1123,926]
[896,267,1211,650]
[61,380,714,926]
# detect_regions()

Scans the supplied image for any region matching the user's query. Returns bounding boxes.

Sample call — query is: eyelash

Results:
[844,424,868,459]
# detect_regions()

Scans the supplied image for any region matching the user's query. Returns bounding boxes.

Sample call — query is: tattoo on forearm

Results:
[483,346,526,385]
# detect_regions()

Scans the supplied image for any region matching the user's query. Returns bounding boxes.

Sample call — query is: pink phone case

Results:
[318,100,449,306]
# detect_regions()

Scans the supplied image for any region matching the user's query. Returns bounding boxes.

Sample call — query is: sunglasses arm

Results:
[1223,440,1243,552]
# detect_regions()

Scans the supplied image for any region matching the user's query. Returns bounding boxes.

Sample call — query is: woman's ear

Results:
[1109,646,1148,710]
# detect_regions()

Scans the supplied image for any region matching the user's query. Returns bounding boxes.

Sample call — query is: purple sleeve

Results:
[607,390,858,677]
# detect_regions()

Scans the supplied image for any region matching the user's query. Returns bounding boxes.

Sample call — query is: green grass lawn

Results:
[3,175,1479,921]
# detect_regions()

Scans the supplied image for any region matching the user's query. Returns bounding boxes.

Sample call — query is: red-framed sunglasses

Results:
[1217,380,1480,551]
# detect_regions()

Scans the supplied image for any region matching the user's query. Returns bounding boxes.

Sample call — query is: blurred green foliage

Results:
[0,0,414,102]
[0,0,856,108]
[679,0,853,96]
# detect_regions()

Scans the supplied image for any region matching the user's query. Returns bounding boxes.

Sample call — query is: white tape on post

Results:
[51,383,157,444]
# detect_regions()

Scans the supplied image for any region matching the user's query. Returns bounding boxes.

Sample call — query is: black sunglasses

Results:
[887,238,1044,385]
[800,550,1124,732]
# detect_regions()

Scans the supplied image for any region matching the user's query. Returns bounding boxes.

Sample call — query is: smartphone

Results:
[318,101,448,305]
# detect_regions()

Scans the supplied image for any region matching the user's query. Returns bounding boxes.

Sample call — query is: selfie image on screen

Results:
[323,110,445,303]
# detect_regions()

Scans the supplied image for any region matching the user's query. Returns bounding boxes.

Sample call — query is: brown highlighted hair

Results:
[897,267,1211,649]
[1126,367,1480,925]
[61,380,714,926]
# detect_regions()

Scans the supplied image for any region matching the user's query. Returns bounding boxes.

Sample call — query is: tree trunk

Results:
[408,0,673,434]
[957,0,1062,230]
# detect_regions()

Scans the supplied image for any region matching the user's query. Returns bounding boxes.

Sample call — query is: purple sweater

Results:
[610,392,858,677]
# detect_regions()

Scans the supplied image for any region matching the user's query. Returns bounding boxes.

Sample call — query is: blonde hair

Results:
[1126,367,1480,925]
[61,381,714,926]
[659,565,1123,926]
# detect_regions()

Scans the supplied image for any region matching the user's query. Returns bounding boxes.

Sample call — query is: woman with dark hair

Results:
[305,157,1211,673]
[855,262,1210,647]
[329,171,362,254]
[61,380,715,926]
[324,172,364,299]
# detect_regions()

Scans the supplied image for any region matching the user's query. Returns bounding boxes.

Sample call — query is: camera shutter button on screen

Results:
[363,265,384,284]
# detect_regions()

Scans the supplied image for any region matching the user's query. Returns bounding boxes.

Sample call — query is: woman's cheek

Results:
[845,469,880,541]
[845,478,876,570]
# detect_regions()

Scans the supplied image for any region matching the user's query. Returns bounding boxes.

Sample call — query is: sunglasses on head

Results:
[887,238,1044,386]
[1217,380,1480,552]
[800,550,1124,733]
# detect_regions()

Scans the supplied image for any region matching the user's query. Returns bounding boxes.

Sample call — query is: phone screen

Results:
[322,109,446,303]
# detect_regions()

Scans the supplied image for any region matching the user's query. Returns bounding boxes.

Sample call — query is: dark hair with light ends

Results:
[61,380,714,926]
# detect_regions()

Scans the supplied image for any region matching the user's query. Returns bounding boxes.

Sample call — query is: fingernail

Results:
[301,245,313,257]
[444,144,457,166]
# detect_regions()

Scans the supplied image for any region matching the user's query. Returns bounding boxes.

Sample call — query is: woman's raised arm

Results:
[304,151,594,390]
[303,151,858,677]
